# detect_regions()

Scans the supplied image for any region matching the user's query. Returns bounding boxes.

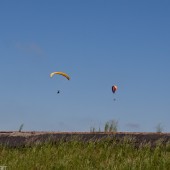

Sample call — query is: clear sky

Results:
[0,1,170,132]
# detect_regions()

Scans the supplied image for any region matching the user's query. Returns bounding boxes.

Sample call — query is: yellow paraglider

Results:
[50,72,70,80]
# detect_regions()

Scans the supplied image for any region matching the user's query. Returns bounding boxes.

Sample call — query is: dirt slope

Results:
[0,131,170,147]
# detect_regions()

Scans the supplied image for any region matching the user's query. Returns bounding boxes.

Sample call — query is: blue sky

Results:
[0,1,170,132]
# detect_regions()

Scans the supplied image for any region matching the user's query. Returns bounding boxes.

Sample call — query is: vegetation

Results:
[0,138,170,170]
[156,123,164,133]
[90,119,118,132]
[18,124,24,132]
[104,120,118,132]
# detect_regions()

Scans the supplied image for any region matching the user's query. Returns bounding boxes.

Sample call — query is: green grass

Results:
[0,138,170,170]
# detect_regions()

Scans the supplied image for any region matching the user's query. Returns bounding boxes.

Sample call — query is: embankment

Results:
[0,131,170,147]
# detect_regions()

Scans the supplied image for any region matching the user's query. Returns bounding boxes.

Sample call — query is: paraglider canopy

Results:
[112,85,117,93]
[50,72,70,80]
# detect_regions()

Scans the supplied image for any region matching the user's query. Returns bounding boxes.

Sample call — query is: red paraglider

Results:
[112,85,118,101]
[112,85,118,93]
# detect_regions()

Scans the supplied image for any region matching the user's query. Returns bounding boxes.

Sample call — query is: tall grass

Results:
[90,119,118,132]
[104,120,118,132]
[156,123,164,133]
[0,138,170,170]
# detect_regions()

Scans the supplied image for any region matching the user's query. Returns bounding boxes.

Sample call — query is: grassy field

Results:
[0,138,170,170]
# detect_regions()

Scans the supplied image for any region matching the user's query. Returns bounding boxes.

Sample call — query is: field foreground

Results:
[0,131,170,147]
[1,132,170,169]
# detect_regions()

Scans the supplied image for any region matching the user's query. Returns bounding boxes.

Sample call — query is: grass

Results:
[90,119,118,132]
[0,138,170,170]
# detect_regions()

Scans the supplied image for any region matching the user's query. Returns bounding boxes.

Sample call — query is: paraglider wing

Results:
[112,85,117,93]
[50,72,70,80]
